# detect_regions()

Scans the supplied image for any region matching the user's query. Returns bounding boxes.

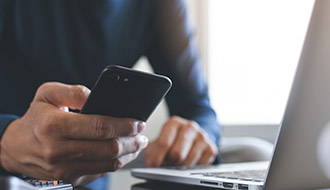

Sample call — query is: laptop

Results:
[131,0,330,189]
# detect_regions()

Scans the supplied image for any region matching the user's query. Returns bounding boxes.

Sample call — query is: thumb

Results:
[34,82,91,110]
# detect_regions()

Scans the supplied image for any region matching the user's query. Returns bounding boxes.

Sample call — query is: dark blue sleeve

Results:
[0,0,11,39]
[0,114,19,174]
[0,114,19,139]
[146,0,221,145]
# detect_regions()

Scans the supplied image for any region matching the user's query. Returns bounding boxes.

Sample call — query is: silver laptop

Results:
[131,0,330,189]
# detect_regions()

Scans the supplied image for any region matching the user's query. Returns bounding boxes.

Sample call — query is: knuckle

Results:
[163,116,181,130]
[170,116,181,123]
[92,118,111,139]
[70,85,88,100]
[36,82,60,100]
[110,159,123,171]
[181,121,195,132]
[205,146,214,156]
[210,144,219,155]
[197,131,207,142]
[109,138,120,158]
[170,150,183,162]
[124,121,137,136]
[203,140,218,156]
[157,139,171,149]
[36,116,58,137]
[43,147,61,165]
[37,82,53,94]
[187,121,199,130]
[134,137,141,152]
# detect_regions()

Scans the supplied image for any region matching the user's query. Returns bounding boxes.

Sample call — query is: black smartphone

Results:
[81,65,172,121]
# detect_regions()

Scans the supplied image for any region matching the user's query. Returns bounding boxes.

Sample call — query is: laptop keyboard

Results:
[192,170,266,182]
[162,165,213,170]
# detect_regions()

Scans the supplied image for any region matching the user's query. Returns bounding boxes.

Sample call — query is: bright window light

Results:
[208,0,314,125]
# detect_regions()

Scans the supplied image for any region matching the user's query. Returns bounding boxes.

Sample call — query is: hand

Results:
[0,82,148,186]
[144,116,217,167]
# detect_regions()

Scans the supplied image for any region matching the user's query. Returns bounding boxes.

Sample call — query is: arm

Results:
[144,0,221,166]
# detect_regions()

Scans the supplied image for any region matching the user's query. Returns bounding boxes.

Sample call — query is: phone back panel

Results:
[81,65,172,121]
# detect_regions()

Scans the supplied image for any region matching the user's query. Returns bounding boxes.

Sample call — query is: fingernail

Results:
[140,135,149,149]
[137,122,146,133]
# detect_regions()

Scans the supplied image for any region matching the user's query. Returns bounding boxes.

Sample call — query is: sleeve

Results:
[0,0,11,39]
[146,0,221,145]
[0,114,19,175]
[0,114,19,139]
[0,1,4,38]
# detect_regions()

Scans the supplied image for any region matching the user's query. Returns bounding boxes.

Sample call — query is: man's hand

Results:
[0,82,148,186]
[144,116,217,167]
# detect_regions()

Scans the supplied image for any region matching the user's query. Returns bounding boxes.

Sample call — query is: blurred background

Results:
[112,0,315,189]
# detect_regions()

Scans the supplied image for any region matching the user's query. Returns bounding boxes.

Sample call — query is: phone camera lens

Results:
[109,74,120,81]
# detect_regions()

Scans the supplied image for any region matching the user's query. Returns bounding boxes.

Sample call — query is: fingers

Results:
[65,113,146,139]
[197,150,216,165]
[56,151,142,182]
[166,121,198,165]
[23,149,143,182]
[74,151,142,175]
[34,82,90,110]
[23,135,148,181]
[145,116,219,167]
[37,111,146,140]
[197,143,218,165]
[57,135,149,161]
[145,118,181,167]
[180,140,206,166]
[32,82,147,140]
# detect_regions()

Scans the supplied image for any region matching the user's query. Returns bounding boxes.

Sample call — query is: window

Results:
[206,0,314,125]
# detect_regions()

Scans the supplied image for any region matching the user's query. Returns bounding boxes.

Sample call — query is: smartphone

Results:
[81,65,172,121]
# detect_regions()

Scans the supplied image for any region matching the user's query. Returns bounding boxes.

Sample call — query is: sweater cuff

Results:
[0,114,19,140]
[0,114,19,175]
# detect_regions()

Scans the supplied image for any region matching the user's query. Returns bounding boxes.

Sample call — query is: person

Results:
[0,0,221,188]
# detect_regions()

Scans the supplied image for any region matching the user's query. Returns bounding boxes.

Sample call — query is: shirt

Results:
[0,0,220,155]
